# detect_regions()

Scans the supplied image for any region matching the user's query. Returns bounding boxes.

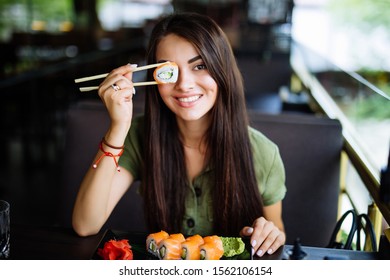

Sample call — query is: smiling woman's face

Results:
[156,34,218,124]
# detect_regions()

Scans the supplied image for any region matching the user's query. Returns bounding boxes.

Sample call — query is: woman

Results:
[72,13,286,257]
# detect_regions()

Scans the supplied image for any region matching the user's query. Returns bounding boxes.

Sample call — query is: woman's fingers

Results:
[250,217,269,254]
[239,226,253,237]
[98,64,138,104]
[98,64,137,93]
[242,217,286,257]
[263,231,285,256]
[95,64,139,127]
[254,225,279,257]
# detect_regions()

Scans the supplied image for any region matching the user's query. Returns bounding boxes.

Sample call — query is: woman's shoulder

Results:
[248,126,281,165]
[248,126,278,151]
[249,126,286,205]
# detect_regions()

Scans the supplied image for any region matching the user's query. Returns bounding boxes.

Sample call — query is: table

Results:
[262,244,382,260]
[8,224,386,260]
[10,224,104,260]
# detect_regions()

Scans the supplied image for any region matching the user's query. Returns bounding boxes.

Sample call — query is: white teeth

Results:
[178,95,201,103]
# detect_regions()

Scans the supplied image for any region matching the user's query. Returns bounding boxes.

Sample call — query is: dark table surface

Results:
[8,224,386,260]
[10,224,104,260]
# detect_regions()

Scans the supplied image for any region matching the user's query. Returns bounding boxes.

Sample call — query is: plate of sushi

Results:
[92,229,251,260]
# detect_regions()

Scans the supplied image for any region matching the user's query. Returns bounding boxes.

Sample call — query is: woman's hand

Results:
[98,64,137,135]
[240,216,286,257]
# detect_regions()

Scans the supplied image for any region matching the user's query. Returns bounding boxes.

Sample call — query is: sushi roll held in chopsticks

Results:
[75,61,179,92]
[146,230,169,257]
[153,62,179,84]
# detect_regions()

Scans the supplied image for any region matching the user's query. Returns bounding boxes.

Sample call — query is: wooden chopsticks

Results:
[75,62,168,92]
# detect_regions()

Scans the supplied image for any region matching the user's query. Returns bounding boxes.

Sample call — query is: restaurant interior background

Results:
[0,0,389,244]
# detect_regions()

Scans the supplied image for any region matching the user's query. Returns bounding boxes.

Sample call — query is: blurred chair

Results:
[59,100,343,247]
[59,100,146,232]
[249,111,343,247]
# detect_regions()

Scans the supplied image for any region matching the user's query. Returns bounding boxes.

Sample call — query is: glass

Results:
[291,1,390,175]
[290,2,390,230]
[291,41,390,177]
[0,200,10,259]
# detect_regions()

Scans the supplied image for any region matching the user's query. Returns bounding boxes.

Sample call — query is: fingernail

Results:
[256,250,263,257]
[247,227,254,234]
[251,240,257,247]
[132,87,136,95]
[267,248,273,254]
[128,63,138,68]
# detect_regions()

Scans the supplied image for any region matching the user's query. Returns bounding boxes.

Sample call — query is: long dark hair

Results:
[142,13,263,236]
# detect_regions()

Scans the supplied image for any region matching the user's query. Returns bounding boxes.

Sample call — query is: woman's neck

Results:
[176,115,210,151]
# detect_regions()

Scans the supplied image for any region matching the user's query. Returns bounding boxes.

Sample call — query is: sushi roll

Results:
[199,235,224,260]
[185,234,204,246]
[181,239,202,260]
[199,242,224,260]
[158,237,183,260]
[203,235,223,249]
[168,233,186,243]
[153,62,178,84]
[181,234,204,260]
[146,230,169,257]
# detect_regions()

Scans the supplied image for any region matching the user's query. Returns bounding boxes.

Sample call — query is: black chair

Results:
[59,100,146,232]
[59,100,343,247]
[248,111,343,247]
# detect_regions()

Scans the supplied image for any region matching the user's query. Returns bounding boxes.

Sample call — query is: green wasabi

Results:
[220,237,245,257]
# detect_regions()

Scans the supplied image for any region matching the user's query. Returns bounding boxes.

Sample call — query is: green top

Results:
[119,116,286,236]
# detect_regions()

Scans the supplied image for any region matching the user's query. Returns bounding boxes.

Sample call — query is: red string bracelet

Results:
[102,137,124,150]
[93,140,124,172]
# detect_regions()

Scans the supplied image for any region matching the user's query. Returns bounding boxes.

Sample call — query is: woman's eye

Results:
[194,64,207,70]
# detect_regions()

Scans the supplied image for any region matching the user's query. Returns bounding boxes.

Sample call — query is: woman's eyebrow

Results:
[188,55,201,64]
[157,55,201,64]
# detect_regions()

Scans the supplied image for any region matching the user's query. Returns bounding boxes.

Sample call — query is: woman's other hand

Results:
[240,216,286,257]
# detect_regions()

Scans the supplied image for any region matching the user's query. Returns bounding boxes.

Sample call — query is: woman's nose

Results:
[174,68,195,91]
